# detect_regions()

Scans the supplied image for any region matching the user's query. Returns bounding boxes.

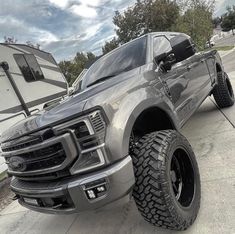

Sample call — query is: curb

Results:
[0,170,8,185]
[0,174,10,191]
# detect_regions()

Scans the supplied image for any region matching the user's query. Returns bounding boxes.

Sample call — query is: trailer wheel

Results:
[213,71,234,108]
[132,130,201,231]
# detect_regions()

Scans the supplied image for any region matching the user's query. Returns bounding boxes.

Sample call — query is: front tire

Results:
[213,71,234,108]
[132,130,201,231]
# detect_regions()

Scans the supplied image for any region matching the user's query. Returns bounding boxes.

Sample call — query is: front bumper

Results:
[11,156,135,214]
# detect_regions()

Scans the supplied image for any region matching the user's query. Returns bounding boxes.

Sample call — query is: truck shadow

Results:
[68,199,176,234]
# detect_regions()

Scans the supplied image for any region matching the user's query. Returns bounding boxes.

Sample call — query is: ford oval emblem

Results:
[8,156,27,172]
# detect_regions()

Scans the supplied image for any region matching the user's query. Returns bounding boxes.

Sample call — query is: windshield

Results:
[81,36,147,89]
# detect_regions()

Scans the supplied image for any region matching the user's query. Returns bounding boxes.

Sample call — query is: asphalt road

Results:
[0,49,234,234]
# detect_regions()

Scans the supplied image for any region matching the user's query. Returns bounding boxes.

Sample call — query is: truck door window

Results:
[153,36,172,57]
[14,54,44,82]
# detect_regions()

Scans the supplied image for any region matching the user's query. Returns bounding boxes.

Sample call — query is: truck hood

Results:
[1,70,139,142]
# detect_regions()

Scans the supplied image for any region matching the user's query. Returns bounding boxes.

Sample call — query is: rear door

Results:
[176,51,211,123]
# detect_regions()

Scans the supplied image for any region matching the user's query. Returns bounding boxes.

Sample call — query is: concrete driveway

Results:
[215,34,235,47]
[0,65,235,234]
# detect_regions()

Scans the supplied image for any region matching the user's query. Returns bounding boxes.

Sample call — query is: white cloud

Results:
[48,0,104,11]
[0,0,137,61]
[79,0,101,7]
[69,4,97,18]
[48,0,99,18]
[0,16,58,43]
[82,23,103,39]
[92,33,115,47]
[48,0,69,9]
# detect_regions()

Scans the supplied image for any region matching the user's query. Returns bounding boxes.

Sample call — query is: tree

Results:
[112,0,215,49]
[212,17,222,28]
[59,52,97,85]
[175,0,215,49]
[113,0,180,44]
[87,52,96,61]
[26,41,41,49]
[221,6,235,35]
[3,36,41,49]
[58,60,76,85]
[4,36,17,44]
[102,37,119,54]
[60,0,216,84]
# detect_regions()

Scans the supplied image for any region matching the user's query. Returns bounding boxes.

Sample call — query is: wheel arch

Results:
[215,63,222,73]
[131,106,176,137]
[105,97,179,162]
[121,101,178,157]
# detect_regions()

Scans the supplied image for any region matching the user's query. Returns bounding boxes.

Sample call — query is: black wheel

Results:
[213,71,234,108]
[131,130,201,231]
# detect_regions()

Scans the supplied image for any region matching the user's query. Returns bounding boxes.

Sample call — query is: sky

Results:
[0,0,234,62]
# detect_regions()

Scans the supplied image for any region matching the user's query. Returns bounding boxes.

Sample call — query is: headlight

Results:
[53,110,106,174]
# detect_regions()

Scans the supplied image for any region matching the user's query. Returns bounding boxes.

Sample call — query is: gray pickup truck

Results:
[1,32,234,231]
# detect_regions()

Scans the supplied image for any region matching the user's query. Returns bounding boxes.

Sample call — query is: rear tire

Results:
[213,71,234,108]
[132,130,201,231]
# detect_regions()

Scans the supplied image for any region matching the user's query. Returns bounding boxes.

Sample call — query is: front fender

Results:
[104,87,179,162]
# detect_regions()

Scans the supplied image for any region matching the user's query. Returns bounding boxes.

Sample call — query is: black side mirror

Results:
[154,52,167,65]
[154,52,176,71]
[170,35,196,63]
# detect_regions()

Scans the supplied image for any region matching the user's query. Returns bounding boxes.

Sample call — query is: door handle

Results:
[201,59,206,63]
[187,66,192,71]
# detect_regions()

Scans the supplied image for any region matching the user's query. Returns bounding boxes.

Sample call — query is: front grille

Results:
[2,137,42,152]
[6,143,66,173]
[1,129,54,152]
[1,112,106,181]
[2,131,78,181]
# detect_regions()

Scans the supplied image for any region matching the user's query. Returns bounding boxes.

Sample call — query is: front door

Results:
[153,35,212,125]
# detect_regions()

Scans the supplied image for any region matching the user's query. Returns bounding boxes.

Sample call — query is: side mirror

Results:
[170,35,196,63]
[154,52,167,65]
[154,52,176,72]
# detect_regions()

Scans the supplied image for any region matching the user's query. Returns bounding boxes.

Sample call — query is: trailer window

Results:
[14,54,44,82]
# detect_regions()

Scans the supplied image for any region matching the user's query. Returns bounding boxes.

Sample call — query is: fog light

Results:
[97,186,105,192]
[84,179,107,200]
[87,190,96,199]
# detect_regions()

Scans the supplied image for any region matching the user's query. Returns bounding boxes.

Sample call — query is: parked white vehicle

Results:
[205,39,215,48]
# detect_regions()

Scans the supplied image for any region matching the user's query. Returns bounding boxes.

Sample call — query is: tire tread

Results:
[213,71,234,108]
[132,130,200,231]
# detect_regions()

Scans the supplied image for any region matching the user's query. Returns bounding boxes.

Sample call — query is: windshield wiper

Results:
[87,74,117,88]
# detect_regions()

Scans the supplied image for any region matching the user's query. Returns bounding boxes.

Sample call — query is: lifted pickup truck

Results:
[1,32,234,231]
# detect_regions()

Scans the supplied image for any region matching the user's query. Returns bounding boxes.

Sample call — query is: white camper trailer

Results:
[0,43,68,172]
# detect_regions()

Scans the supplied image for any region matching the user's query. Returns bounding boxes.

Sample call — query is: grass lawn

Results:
[205,46,235,51]
[214,46,234,51]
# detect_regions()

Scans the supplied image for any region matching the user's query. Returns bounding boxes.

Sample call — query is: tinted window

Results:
[82,36,147,88]
[153,36,172,57]
[14,54,44,82]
